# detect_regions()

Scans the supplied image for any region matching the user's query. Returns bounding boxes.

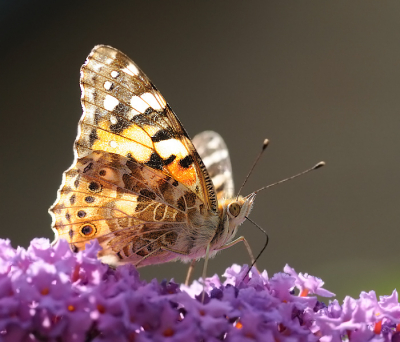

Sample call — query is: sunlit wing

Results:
[76,45,217,211]
[49,45,223,265]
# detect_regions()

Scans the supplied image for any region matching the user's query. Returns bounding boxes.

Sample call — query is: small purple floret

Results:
[0,238,399,341]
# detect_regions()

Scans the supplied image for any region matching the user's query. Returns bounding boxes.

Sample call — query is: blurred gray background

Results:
[1,1,399,301]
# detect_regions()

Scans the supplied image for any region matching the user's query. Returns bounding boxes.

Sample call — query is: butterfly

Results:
[49,45,258,271]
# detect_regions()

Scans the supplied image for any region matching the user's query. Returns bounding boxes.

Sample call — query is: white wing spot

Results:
[141,92,163,110]
[110,115,118,125]
[155,139,188,159]
[111,71,119,78]
[122,63,139,76]
[202,149,229,168]
[130,96,149,113]
[109,140,117,148]
[104,95,119,111]
[208,136,222,149]
[104,81,113,91]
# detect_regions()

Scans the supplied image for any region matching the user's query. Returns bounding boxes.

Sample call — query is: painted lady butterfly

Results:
[49,45,260,271]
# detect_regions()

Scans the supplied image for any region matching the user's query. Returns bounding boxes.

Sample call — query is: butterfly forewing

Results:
[49,45,223,266]
[76,45,216,211]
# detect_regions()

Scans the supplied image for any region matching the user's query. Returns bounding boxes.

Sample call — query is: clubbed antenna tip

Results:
[236,137,270,199]
[253,160,326,194]
[313,161,326,170]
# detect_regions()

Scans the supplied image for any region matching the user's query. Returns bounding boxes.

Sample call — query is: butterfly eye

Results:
[79,224,97,238]
[228,203,241,217]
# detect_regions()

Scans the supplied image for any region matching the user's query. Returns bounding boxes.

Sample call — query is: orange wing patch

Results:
[154,138,197,186]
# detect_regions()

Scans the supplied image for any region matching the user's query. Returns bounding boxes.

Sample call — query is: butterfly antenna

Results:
[242,216,269,281]
[236,139,269,200]
[253,161,325,194]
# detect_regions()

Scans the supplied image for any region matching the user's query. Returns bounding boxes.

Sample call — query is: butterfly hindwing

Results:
[50,150,209,266]
[193,131,234,200]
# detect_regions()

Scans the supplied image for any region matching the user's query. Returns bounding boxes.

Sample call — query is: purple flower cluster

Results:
[0,238,399,341]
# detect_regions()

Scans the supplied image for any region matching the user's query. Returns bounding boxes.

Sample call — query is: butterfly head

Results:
[224,192,256,228]
[211,193,256,250]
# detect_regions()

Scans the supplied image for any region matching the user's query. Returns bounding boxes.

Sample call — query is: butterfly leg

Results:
[185,259,196,286]
[201,243,211,303]
[217,236,257,270]
[163,244,210,302]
